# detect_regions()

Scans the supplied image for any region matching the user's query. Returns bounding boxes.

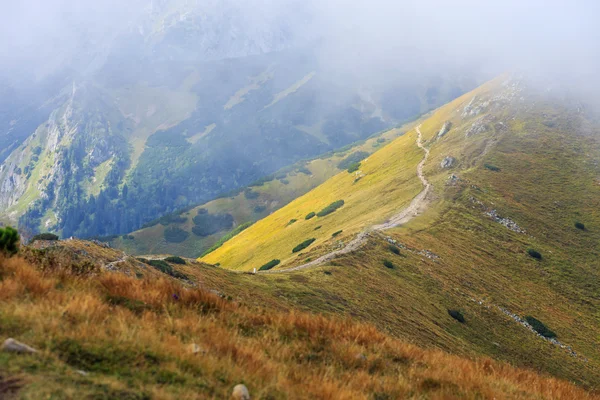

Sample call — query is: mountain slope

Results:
[111,124,408,258]
[1,240,597,399]
[200,76,600,387]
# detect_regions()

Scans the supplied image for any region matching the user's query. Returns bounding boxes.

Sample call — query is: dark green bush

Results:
[338,151,369,170]
[527,248,542,260]
[297,166,312,175]
[484,163,501,172]
[164,227,189,243]
[280,179,290,185]
[575,222,586,230]
[0,226,19,255]
[305,212,316,220]
[382,260,395,269]
[388,245,401,255]
[253,205,267,213]
[192,212,234,237]
[332,230,343,237]
[158,214,187,226]
[448,309,465,323]
[31,232,59,242]
[145,259,188,280]
[259,259,280,271]
[317,200,345,217]
[244,189,260,199]
[292,238,316,253]
[287,219,298,226]
[164,256,186,265]
[347,162,361,173]
[314,226,322,231]
[525,316,556,338]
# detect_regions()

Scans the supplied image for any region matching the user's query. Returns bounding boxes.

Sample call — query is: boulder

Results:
[437,121,452,138]
[1,338,37,354]
[232,384,250,400]
[440,156,456,169]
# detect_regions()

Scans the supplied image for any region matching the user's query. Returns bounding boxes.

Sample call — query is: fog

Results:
[2,0,599,92]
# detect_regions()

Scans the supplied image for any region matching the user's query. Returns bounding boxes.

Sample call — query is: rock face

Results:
[232,384,250,400]
[440,156,456,168]
[437,121,452,138]
[1,338,38,354]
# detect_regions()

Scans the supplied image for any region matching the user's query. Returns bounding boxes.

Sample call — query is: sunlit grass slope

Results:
[201,78,504,271]
[113,126,405,258]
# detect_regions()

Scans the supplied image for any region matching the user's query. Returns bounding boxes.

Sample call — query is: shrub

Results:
[145,259,188,280]
[253,205,267,213]
[305,212,316,220]
[332,230,343,237]
[575,222,585,230]
[280,179,290,185]
[244,189,260,199]
[448,309,465,323]
[31,232,59,242]
[259,259,280,271]
[164,256,186,265]
[292,238,316,253]
[192,212,234,237]
[0,226,19,255]
[382,260,395,269]
[388,245,401,255]
[317,200,345,217]
[347,162,361,173]
[297,166,312,175]
[527,248,542,260]
[314,226,322,231]
[164,227,189,243]
[525,316,556,338]
[484,163,501,172]
[338,151,369,170]
[158,214,187,226]
[287,219,298,226]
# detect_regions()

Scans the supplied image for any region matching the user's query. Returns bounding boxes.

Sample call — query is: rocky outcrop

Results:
[485,209,525,233]
[440,156,456,168]
[437,121,452,138]
[1,338,38,354]
[465,115,496,137]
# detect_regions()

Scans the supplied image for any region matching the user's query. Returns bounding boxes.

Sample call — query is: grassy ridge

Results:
[201,79,503,270]
[1,247,597,399]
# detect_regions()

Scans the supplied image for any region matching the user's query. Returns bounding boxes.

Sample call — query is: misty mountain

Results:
[0,1,482,238]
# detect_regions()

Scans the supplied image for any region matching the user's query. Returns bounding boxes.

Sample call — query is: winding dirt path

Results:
[264,125,431,274]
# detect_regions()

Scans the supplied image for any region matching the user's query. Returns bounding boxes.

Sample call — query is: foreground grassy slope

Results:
[112,127,405,258]
[1,244,598,399]
[199,76,600,387]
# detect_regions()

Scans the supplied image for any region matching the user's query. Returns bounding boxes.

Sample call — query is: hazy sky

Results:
[2,0,599,89]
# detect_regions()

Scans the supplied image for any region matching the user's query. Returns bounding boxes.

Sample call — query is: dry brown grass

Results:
[0,253,597,399]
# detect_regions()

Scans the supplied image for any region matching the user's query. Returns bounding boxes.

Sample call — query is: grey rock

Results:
[2,338,38,354]
[440,156,456,169]
[437,121,452,138]
[190,343,206,355]
[232,384,250,400]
